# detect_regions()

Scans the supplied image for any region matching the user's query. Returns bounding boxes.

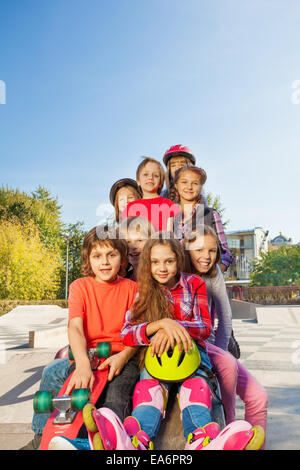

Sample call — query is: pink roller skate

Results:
[179,377,265,451]
[185,420,265,451]
[123,416,153,450]
[83,405,136,450]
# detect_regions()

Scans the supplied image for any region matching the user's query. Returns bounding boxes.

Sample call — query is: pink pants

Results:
[206,343,268,448]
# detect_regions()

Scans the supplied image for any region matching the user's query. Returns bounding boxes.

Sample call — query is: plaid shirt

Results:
[174,204,234,269]
[120,273,211,350]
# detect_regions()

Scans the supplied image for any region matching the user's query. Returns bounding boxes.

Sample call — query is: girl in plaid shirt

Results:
[119,236,263,450]
[167,165,233,272]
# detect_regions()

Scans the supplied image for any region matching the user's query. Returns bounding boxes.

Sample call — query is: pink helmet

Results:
[163,144,196,167]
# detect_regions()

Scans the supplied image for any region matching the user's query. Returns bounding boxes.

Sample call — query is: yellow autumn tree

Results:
[0,218,62,300]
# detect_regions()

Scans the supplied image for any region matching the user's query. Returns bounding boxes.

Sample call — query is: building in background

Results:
[225,227,269,281]
[268,232,293,251]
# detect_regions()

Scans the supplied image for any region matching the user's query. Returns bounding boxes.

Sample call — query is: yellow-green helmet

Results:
[145,340,201,382]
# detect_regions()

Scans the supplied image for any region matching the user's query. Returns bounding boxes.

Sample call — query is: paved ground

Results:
[0,304,300,450]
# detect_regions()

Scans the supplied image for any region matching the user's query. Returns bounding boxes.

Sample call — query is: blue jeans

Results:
[132,346,213,441]
[32,357,139,435]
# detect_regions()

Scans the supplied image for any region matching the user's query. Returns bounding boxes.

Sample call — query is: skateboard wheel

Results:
[96,342,111,359]
[245,425,265,450]
[93,432,104,450]
[68,346,74,361]
[33,390,54,414]
[70,388,91,411]
[83,403,98,432]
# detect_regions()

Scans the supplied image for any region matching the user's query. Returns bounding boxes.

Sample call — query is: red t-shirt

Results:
[120,196,181,231]
[68,276,137,352]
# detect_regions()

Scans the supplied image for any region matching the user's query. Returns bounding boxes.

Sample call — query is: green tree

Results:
[206,192,229,228]
[250,245,300,286]
[57,221,86,298]
[0,185,62,249]
[0,219,62,299]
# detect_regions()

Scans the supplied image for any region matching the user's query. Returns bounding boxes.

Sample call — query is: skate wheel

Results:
[68,346,74,361]
[70,388,91,411]
[83,403,98,432]
[149,441,154,450]
[245,425,265,450]
[93,432,104,450]
[33,390,54,414]
[96,342,111,359]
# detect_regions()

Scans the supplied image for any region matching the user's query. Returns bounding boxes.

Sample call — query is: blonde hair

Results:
[136,157,165,196]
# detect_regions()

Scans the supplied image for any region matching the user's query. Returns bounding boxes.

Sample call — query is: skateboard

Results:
[34,341,111,450]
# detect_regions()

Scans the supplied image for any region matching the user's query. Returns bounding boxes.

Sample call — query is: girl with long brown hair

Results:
[117,235,264,450]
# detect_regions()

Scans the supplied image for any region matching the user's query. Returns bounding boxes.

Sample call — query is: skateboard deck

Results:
[39,367,109,450]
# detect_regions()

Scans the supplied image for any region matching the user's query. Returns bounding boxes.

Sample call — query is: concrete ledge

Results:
[256,306,300,326]
[230,299,259,320]
[29,325,68,349]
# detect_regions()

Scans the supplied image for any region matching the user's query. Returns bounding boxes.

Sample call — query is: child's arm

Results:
[98,346,138,381]
[121,308,193,353]
[172,280,212,344]
[209,266,232,350]
[66,317,94,395]
[211,209,234,271]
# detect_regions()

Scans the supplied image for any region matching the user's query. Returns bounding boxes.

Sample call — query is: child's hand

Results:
[150,330,171,357]
[159,318,193,353]
[66,362,94,395]
[98,351,127,381]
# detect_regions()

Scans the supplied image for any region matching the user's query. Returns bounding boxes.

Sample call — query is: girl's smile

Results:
[150,244,178,288]
[117,186,138,213]
[188,234,218,274]
[175,170,202,203]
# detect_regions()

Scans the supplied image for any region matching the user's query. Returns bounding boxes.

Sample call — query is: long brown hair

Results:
[130,235,184,368]
[131,235,184,322]
[183,225,221,278]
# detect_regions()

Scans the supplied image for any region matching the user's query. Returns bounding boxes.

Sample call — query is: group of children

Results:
[23,144,268,451]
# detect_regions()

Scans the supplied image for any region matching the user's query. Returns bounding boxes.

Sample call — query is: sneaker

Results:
[228,329,241,359]
[20,434,42,450]
[48,436,91,450]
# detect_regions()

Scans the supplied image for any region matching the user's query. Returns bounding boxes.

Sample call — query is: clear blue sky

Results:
[1,0,300,242]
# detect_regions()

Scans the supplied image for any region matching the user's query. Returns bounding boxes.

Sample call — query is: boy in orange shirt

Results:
[24,227,139,450]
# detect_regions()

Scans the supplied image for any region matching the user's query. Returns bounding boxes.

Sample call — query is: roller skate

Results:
[83,406,137,450]
[185,420,265,451]
[123,416,154,450]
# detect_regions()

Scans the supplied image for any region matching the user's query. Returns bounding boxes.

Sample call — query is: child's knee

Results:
[133,379,168,416]
[179,377,213,411]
